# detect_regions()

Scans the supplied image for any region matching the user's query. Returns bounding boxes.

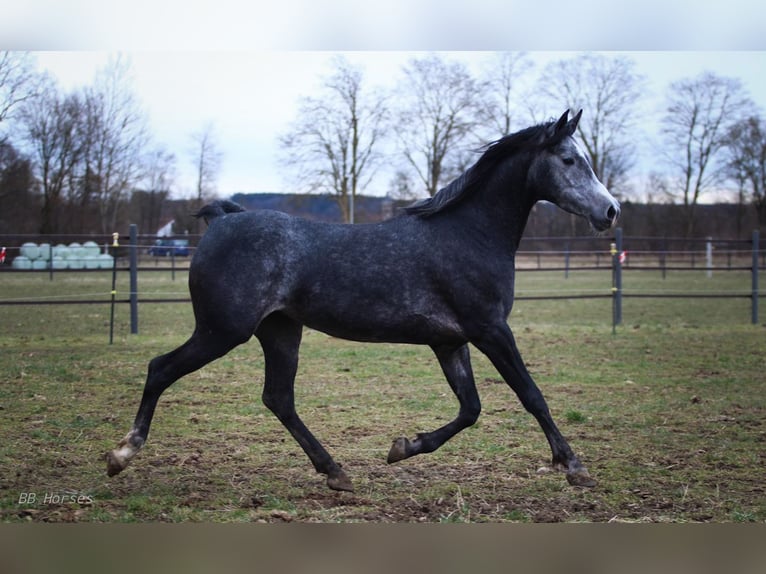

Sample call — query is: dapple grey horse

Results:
[107,110,619,492]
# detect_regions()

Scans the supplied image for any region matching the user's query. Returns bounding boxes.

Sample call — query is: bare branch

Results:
[0,52,39,130]
[477,52,535,138]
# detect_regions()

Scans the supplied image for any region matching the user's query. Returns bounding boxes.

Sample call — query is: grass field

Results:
[0,268,763,522]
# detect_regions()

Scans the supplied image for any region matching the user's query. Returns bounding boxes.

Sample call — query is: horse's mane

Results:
[405,118,567,217]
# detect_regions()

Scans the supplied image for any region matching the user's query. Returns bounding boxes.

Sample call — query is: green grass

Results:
[0,268,764,522]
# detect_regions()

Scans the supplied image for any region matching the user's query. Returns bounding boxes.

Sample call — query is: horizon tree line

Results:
[1,51,765,237]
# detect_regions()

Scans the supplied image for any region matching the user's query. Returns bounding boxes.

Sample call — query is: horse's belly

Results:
[297,305,465,345]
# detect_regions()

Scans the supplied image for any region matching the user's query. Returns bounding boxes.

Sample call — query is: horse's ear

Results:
[567,109,583,134]
[554,110,570,133]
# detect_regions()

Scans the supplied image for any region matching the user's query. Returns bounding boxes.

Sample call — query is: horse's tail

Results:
[194,200,247,225]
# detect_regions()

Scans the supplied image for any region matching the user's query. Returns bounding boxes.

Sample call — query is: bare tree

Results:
[190,122,222,231]
[536,53,646,198]
[644,172,674,205]
[82,55,149,234]
[0,52,39,230]
[724,115,766,233]
[144,146,176,196]
[191,123,221,204]
[394,54,482,198]
[477,52,535,139]
[280,56,388,223]
[19,75,83,233]
[660,71,754,236]
[0,140,37,232]
[0,52,39,141]
[132,145,176,234]
[387,169,417,201]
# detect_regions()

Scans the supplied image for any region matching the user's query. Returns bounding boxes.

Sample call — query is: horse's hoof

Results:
[105,450,128,477]
[106,433,142,477]
[387,437,412,464]
[566,468,597,488]
[327,469,354,492]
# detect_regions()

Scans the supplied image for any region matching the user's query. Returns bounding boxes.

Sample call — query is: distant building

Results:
[156,219,175,237]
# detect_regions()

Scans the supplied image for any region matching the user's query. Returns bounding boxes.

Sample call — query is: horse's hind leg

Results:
[106,328,244,476]
[256,313,353,492]
[388,343,481,463]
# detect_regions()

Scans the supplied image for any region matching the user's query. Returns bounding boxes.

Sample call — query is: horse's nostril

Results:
[607,205,619,221]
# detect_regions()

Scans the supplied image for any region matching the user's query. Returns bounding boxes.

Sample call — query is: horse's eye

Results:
[562,157,575,166]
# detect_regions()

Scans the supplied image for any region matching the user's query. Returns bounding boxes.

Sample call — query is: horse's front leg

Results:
[472,322,596,487]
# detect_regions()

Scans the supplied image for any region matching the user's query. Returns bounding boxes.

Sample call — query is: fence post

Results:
[130,224,138,335]
[564,241,570,279]
[753,230,760,325]
[611,228,623,331]
[617,228,623,326]
[109,233,119,344]
[706,237,713,278]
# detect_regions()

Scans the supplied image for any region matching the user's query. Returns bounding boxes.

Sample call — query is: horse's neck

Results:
[466,164,536,253]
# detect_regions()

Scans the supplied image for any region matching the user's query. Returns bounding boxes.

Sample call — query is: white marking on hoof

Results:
[106,431,142,476]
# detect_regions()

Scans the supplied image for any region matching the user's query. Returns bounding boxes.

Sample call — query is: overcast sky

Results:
[26,51,766,200]
[6,2,766,200]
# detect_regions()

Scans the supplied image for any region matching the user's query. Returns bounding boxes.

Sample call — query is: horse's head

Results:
[528,110,620,232]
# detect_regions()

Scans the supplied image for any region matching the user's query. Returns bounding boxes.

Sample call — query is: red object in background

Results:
[0,247,5,264]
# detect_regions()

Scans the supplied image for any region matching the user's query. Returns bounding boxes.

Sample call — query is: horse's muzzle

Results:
[591,201,620,232]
